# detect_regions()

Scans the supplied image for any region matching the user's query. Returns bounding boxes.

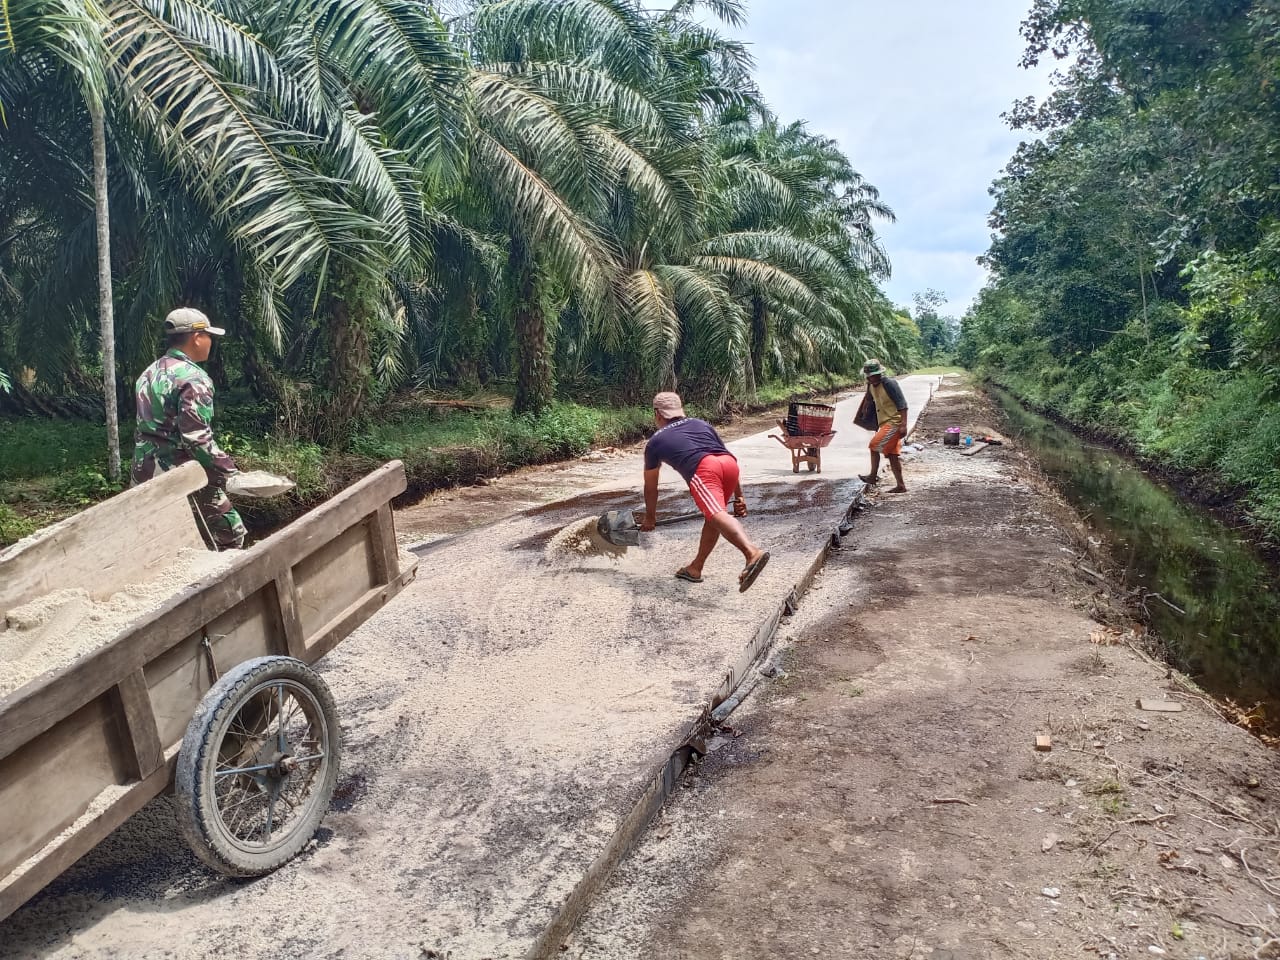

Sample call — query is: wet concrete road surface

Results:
[0,380,938,960]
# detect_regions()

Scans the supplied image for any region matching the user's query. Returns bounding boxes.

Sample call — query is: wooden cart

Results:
[0,460,418,923]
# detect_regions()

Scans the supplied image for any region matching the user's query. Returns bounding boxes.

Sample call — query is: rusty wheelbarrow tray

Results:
[769,424,838,473]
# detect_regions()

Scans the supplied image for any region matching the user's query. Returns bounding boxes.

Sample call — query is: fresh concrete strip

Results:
[526,484,870,959]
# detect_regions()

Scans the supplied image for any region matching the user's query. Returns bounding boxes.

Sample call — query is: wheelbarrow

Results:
[770,428,838,473]
[770,401,837,473]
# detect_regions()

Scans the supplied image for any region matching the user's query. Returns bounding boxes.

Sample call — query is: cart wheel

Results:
[792,462,799,474]
[176,655,340,877]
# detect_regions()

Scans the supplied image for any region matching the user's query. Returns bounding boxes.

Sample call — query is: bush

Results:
[50,466,118,505]
[0,418,112,482]
[0,503,39,543]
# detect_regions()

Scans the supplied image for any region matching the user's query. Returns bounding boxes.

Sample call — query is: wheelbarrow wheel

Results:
[176,655,340,877]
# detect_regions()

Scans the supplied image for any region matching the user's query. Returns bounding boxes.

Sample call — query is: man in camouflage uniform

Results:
[132,307,247,549]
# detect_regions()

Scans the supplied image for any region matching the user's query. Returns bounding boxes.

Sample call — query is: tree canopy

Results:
[0,0,910,449]
[963,0,1280,537]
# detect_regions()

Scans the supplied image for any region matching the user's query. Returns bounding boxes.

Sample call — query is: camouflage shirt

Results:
[131,348,238,488]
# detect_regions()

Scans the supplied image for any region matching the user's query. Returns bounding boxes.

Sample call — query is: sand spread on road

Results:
[544,515,627,561]
[0,548,238,699]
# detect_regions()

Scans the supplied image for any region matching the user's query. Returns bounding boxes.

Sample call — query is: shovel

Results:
[596,509,704,548]
[226,470,296,499]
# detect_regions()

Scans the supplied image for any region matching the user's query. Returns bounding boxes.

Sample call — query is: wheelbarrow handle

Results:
[631,510,705,526]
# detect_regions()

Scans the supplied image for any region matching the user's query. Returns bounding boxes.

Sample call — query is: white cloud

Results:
[730,0,1054,317]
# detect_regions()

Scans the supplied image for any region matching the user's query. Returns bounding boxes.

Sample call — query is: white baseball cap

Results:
[164,307,225,336]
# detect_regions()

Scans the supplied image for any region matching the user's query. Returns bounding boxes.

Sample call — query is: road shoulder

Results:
[572,378,1280,960]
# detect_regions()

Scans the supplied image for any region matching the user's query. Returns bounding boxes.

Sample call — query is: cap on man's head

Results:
[164,307,225,337]
[652,391,686,420]
[862,359,885,377]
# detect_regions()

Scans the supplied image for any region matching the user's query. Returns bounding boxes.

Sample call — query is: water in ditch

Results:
[990,387,1280,718]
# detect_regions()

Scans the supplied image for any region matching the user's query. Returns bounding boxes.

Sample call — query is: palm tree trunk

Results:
[91,100,121,483]
[319,269,372,441]
[511,239,552,417]
[745,295,767,400]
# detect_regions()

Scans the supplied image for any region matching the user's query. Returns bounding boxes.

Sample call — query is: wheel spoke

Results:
[216,762,279,777]
[275,684,288,754]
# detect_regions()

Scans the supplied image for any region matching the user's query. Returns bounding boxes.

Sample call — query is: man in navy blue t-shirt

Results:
[642,392,770,592]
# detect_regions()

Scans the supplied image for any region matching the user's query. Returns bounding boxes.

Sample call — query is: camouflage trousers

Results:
[190,483,248,550]
[132,458,247,550]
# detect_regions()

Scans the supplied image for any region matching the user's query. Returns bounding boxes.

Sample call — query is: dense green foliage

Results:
[0,0,914,457]
[962,0,1280,540]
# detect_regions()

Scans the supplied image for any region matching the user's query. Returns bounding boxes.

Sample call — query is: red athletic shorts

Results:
[689,454,739,519]
[870,422,904,456]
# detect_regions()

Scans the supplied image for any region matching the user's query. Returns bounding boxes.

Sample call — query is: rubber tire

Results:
[176,655,340,877]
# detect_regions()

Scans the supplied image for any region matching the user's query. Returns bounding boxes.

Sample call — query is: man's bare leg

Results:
[859,451,881,484]
[682,511,765,580]
[682,520,722,579]
[703,510,766,583]
[885,454,907,493]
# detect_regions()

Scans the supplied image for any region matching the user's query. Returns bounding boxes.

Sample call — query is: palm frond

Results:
[287,0,467,188]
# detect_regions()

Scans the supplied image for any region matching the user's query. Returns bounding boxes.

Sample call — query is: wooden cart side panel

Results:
[0,560,418,926]
[0,759,174,924]
[0,461,412,925]
[0,695,132,878]
[0,462,207,612]
[294,521,377,640]
[144,587,283,748]
[0,461,408,762]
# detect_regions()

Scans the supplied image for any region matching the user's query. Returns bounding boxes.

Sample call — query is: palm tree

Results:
[460,0,687,415]
[3,0,120,474]
[2,0,908,440]
[2,0,472,439]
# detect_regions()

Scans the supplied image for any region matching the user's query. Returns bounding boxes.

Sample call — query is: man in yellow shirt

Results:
[858,359,909,493]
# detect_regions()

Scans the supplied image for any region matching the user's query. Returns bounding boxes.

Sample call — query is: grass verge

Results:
[0,376,852,546]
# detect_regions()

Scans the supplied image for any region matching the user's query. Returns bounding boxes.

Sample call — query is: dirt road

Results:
[574,380,1280,960]
[0,382,933,958]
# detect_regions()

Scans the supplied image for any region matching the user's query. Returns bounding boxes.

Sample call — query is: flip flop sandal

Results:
[738,552,770,593]
[675,568,704,583]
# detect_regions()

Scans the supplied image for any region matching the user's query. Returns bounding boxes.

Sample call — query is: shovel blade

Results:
[597,509,640,547]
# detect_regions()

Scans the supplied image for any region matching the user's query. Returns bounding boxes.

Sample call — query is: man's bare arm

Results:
[642,467,661,530]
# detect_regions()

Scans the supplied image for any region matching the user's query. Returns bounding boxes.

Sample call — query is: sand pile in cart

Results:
[0,547,237,699]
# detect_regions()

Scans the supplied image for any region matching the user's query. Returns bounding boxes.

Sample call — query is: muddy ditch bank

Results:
[573,381,1280,960]
[986,386,1280,736]
[985,378,1280,563]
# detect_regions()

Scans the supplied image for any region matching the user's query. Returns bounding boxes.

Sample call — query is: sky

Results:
[725,0,1055,318]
